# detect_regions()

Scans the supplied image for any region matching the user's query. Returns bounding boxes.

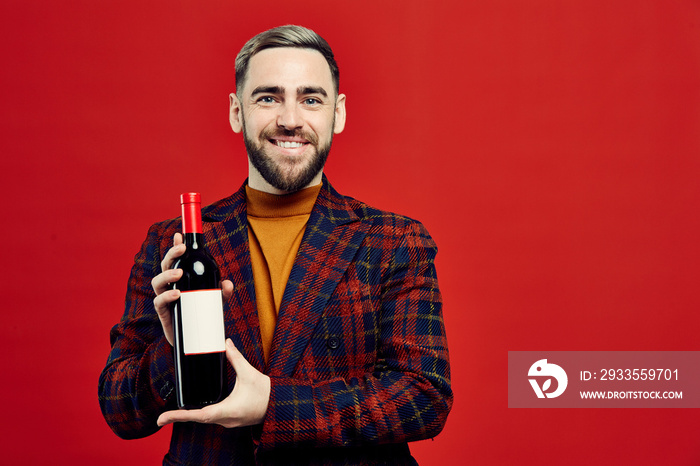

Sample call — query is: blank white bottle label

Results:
[179,289,226,355]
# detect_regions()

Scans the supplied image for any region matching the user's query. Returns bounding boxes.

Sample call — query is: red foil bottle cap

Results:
[180,192,202,234]
[180,193,201,205]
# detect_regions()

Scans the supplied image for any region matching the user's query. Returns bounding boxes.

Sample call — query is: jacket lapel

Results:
[267,177,371,377]
[202,184,266,371]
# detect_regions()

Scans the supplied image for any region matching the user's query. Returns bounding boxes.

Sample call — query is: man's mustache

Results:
[260,128,319,145]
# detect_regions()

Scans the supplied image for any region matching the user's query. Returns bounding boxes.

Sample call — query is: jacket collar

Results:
[202,175,359,227]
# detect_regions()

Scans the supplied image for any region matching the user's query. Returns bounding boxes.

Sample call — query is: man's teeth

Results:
[275,141,304,148]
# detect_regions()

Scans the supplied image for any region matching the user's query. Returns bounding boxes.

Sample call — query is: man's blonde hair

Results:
[235,25,339,95]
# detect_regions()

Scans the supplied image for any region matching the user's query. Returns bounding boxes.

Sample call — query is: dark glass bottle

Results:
[171,193,226,408]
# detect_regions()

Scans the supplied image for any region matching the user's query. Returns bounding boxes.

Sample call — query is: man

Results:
[99,25,452,465]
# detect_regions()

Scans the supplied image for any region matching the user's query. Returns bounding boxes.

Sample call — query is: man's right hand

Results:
[150,233,234,346]
[151,233,186,346]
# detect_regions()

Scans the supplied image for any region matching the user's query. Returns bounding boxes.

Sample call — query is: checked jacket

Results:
[99,176,453,465]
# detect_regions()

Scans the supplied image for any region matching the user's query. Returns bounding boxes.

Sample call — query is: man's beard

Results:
[243,122,333,193]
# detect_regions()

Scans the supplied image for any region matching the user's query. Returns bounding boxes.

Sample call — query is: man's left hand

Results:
[157,339,271,428]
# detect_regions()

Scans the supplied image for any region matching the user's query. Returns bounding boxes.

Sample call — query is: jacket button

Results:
[327,337,340,350]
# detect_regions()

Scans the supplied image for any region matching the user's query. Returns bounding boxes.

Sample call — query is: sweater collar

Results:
[245,183,321,218]
[201,175,359,226]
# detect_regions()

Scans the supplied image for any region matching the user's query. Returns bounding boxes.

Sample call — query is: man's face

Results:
[229,47,346,193]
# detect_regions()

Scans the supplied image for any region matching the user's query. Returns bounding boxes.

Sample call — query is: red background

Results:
[2,1,699,464]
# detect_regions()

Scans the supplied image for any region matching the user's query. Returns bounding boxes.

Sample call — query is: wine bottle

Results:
[171,192,226,408]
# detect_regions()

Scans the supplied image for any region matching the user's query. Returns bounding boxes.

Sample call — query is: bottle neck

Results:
[183,232,204,250]
[181,201,203,234]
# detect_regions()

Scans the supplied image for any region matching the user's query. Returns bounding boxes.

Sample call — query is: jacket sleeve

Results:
[258,220,453,450]
[98,222,178,439]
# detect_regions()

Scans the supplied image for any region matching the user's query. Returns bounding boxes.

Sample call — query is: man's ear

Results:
[333,94,347,134]
[229,93,243,133]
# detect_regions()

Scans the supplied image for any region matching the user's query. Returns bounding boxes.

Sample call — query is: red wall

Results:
[2,1,699,463]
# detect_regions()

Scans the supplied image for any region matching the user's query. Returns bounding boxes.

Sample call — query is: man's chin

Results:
[245,139,330,192]
[269,171,321,192]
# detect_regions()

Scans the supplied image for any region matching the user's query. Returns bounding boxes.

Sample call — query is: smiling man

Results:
[233,47,345,194]
[99,25,452,465]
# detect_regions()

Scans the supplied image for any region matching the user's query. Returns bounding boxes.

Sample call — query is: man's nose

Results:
[276,101,302,130]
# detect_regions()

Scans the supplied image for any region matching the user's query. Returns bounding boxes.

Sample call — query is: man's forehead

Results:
[243,47,334,94]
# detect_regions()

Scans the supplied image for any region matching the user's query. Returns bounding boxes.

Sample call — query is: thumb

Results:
[225,338,248,373]
[221,280,234,300]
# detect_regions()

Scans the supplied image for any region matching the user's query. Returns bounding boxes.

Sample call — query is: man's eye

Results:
[258,96,275,104]
[303,98,320,105]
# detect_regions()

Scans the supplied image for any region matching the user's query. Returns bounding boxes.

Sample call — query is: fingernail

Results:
[226,339,233,348]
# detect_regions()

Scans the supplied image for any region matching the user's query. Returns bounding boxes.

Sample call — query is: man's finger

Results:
[153,289,180,315]
[225,338,248,373]
[160,243,186,272]
[221,280,234,300]
[157,408,201,426]
[157,404,220,427]
[151,268,183,295]
[153,289,178,345]
[160,233,186,272]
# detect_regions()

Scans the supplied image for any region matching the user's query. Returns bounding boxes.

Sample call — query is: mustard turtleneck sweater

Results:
[245,183,322,363]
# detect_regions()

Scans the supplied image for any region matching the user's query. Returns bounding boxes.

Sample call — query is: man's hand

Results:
[151,233,233,346]
[157,339,271,428]
[151,233,185,345]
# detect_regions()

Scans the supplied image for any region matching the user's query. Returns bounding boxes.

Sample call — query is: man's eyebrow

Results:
[250,85,329,98]
[298,86,328,97]
[251,85,284,96]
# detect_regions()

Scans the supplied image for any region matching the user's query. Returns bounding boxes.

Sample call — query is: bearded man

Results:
[99,25,452,465]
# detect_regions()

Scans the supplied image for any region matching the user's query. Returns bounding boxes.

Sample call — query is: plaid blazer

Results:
[99,176,452,465]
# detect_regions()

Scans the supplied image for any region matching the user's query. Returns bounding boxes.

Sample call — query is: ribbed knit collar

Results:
[245,183,322,218]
